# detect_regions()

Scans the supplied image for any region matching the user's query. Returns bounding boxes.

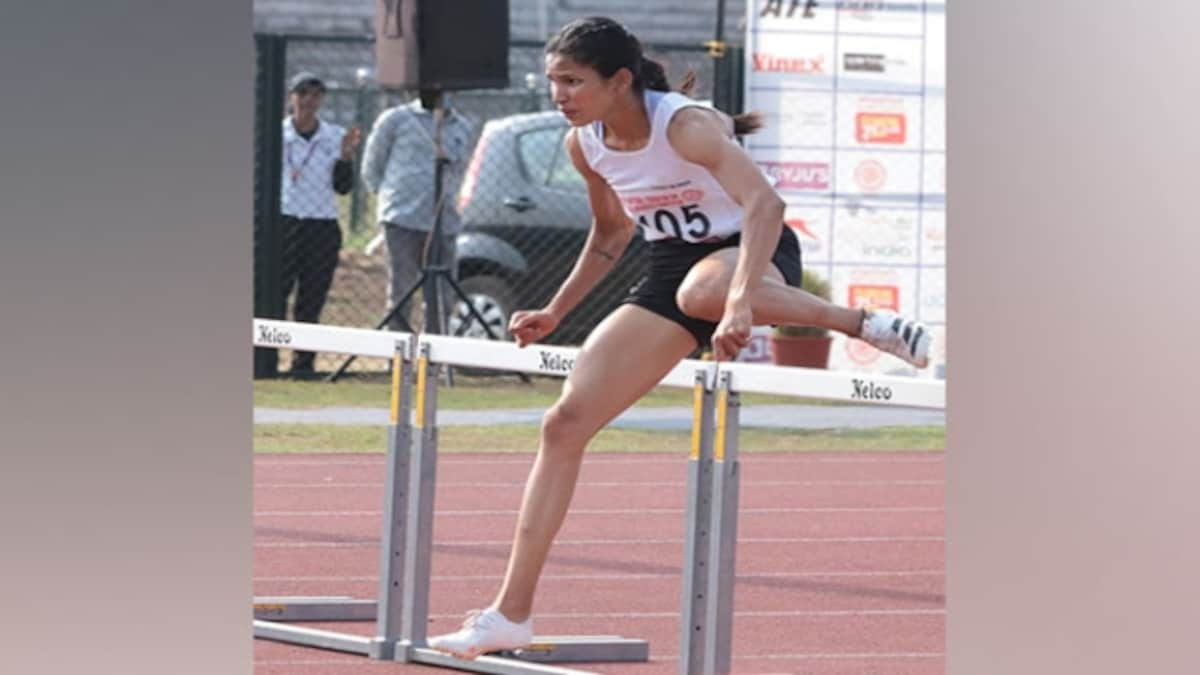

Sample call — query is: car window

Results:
[546,138,585,192]
[516,127,561,186]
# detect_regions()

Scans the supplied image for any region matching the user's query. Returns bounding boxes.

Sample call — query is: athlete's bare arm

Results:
[667,107,785,358]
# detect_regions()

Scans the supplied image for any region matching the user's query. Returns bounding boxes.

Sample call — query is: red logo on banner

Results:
[846,284,899,365]
[760,161,831,190]
[681,189,705,202]
[785,218,820,240]
[752,52,826,74]
[855,112,906,144]
[854,159,887,192]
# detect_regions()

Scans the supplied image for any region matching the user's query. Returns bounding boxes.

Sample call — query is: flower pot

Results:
[768,334,833,369]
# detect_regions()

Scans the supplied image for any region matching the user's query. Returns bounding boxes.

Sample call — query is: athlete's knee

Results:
[676,277,724,321]
[540,399,593,459]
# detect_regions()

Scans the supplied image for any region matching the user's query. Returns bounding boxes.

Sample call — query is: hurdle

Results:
[251,319,946,675]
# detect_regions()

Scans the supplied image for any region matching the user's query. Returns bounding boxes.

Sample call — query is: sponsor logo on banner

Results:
[258,325,292,346]
[854,159,888,192]
[753,52,826,74]
[844,53,886,72]
[855,112,906,144]
[844,52,907,73]
[785,218,820,241]
[760,161,831,190]
[776,108,832,132]
[846,284,899,365]
[539,351,575,373]
[849,284,899,311]
[842,1,887,19]
[861,242,913,259]
[760,0,820,18]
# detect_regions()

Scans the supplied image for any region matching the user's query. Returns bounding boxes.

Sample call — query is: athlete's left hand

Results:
[712,296,753,362]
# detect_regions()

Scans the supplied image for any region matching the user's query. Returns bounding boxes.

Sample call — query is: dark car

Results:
[449,111,649,346]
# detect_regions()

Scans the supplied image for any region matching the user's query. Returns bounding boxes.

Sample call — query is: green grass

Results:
[254,376,844,411]
[254,423,945,454]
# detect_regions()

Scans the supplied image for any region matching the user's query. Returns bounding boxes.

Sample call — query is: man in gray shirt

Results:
[361,89,476,332]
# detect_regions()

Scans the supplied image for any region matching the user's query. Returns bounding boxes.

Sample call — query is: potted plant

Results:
[769,268,834,368]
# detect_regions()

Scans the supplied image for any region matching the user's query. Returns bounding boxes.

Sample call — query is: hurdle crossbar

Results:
[251,320,651,674]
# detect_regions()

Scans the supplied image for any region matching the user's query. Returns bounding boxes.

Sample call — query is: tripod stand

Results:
[329,97,523,383]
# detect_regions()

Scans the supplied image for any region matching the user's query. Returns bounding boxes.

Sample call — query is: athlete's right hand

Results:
[509,308,560,348]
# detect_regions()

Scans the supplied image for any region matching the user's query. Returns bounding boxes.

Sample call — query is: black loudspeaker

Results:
[375,0,510,90]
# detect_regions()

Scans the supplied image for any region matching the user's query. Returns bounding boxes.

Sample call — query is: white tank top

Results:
[577,90,743,244]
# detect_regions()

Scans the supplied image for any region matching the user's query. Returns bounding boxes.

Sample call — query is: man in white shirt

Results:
[279,72,361,376]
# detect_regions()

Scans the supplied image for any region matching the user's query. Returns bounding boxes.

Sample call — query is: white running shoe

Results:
[427,607,533,660]
[858,309,931,368]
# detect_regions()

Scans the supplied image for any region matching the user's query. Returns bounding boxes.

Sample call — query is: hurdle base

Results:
[253,619,373,655]
[253,596,375,622]
[498,635,650,663]
[407,642,647,675]
[253,598,648,672]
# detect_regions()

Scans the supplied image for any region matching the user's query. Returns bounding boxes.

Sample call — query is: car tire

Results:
[448,275,515,341]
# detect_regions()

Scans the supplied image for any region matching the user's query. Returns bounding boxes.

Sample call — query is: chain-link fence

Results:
[254,32,743,377]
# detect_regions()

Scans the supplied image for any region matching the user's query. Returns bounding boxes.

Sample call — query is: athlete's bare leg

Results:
[491,305,699,621]
[675,248,863,335]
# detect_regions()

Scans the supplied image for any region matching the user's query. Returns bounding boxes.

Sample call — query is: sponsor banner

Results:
[920,209,946,265]
[831,208,919,265]
[837,35,924,93]
[784,203,832,263]
[746,89,833,149]
[746,0,945,378]
[827,266,918,374]
[923,7,946,89]
[836,93,922,149]
[735,325,775,364]
[756,149,834,195]
[922,94,945,151]
[755,0,837,33]
[837,0,926,36]
[927,324,946,378]
[922,151,945,196]
[835,151,922,198]
[918,266,945,323]
[747,31,836,89]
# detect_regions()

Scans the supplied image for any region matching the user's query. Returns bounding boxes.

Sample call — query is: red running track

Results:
[254,452,944,674]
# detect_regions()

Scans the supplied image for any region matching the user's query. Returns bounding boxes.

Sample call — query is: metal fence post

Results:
[253,33,287,378]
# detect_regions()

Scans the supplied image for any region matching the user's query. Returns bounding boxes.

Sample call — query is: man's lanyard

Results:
[286,126,321,184]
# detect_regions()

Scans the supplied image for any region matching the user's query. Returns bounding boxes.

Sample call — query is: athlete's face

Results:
[545,53,629,127]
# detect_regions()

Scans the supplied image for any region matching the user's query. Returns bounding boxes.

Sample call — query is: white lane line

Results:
[254,455,943,467]
[254,652,945,667]
[254,536,945,549]
[656,651,945,662]
[426,609,944,620]
[254,506,944,517]
[254,479,943,489]
[254,569,946,582]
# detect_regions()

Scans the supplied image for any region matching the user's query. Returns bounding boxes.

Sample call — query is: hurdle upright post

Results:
[703,371,741,674]
[679,368,717,674]
[370,336,418,659]
[400,341,441,653]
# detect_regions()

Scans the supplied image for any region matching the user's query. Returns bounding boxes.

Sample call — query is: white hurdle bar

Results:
[251,319,946,675]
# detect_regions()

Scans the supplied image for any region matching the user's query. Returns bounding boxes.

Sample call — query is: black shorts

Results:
[622,225,803,348]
